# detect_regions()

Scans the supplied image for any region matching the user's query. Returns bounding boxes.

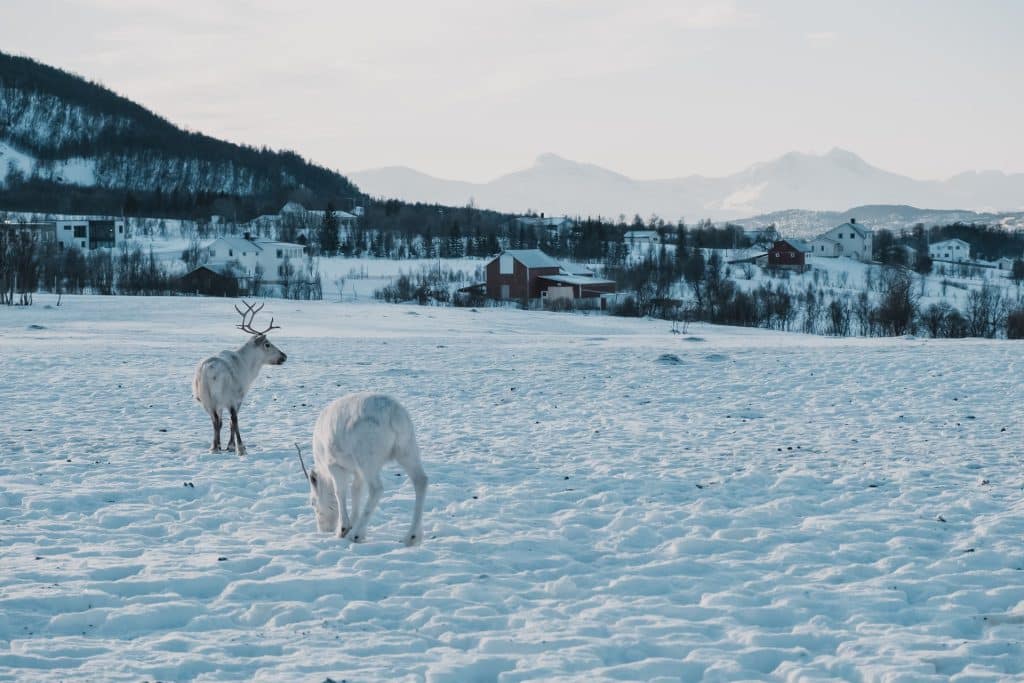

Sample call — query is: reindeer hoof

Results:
[351,533,364,543]
[209,446,222,453]
[338,526,351,538]
[403,532,421,547]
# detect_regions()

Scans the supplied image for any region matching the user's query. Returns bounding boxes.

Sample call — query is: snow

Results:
[2,295,1023,681]
[0,141,96,187]
[0,141,35,184]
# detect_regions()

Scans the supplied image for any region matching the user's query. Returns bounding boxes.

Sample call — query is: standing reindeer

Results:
[193,301,287,455]
[296,393,428,546]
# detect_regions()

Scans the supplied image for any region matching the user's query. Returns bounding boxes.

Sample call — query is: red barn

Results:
[485,249,562,300]
[768,239,809,269]
[485,249,616,303]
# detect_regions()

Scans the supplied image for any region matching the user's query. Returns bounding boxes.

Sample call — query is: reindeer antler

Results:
[235,300,281,336]
[295,442,310,481]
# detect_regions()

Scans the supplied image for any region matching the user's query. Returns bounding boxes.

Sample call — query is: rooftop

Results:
[501,249,563,269]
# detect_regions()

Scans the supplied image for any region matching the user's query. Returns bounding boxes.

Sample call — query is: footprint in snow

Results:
[656,353,683,365]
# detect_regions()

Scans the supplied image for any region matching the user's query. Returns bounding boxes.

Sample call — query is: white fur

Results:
[307,393,428,546]
[193,335,286,455]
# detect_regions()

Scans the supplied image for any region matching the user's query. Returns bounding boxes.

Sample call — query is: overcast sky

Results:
[3,0,1022,182]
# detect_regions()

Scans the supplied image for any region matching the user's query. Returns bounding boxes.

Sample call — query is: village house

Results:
[996,256,1017,271]
[767,239,809,270]
[484,249,615,306]
[929,238,970,263]
[244,201,358,242]
[1,217,127,252]
[514,214,576,237]
[623,230,660,245]
[203,232,306,284]
[809,219,873,261]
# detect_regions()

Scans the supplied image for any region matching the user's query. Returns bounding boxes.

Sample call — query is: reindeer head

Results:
[236,300,287,365]
[296,445,337,532]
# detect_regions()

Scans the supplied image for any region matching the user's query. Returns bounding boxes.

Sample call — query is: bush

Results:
[1007,308,1024,339]
[609,295,639,317]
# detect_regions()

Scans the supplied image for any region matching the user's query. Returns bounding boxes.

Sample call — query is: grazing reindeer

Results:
[193,301,287,455]
[296,393,428,546]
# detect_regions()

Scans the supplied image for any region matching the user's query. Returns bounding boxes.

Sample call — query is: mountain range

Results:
[3,49,1023,233]
[351,150,1024,224]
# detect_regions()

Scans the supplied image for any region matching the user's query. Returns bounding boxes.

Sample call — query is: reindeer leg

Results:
[349,471,383,543]
[403,461,428,547]
[328,464,352,538]
[210,410,223,452]
[229,407,246,456]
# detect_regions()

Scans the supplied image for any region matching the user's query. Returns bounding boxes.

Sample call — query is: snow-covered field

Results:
[2,296,1024,682]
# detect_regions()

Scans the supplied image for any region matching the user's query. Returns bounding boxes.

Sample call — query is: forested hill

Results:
[0,51,361,218]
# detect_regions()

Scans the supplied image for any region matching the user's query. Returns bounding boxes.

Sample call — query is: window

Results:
[73,225,86,238]
[838,233,843,239]
[229,249,234,257]
[64,225,71,231]
[499,254,514,275]
[118,225,123,233]
[277,249,283,258]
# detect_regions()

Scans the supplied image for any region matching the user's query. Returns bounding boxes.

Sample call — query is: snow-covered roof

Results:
[781,238,812,252]
[280,201,307,214]
[208,236,263,252]
[624,230,659,239]
[256,239,306,249]
[931,238,970,248]
[517,216,574,227]
[811,236,839,245]
[501,249,563,269]
[832,221,870,238]
[538,274,615,286]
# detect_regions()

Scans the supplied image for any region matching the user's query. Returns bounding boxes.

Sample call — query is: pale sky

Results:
[3,0,1022,182]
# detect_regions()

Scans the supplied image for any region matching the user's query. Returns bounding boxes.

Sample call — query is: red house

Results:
[485,249,615,303]
[768,239,809,270]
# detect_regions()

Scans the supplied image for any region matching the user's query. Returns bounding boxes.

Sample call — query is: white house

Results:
[242,202,357,241]
[623,230,660,245]
[54,218,127,252]
[515,214,576,235]
[204,233,306,283]
[997,256,1017,271]
[1,217,127,252]
[809,219,873,261]
[929,238,970,263]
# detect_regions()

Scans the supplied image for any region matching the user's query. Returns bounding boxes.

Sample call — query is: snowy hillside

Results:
[2,297,1023,681]
[0,51,360,206]
[352,149,1024,221]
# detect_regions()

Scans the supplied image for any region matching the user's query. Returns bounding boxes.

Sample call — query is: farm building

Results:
[929,238,970,263]
[767,239,809,270]
[203,233,305,284]
[485,249,615,304]
[178,265,241,297]
[810,219,873,261]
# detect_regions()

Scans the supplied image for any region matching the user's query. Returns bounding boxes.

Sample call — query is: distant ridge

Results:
[0,50,361,217]
[351,150,1024,221]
